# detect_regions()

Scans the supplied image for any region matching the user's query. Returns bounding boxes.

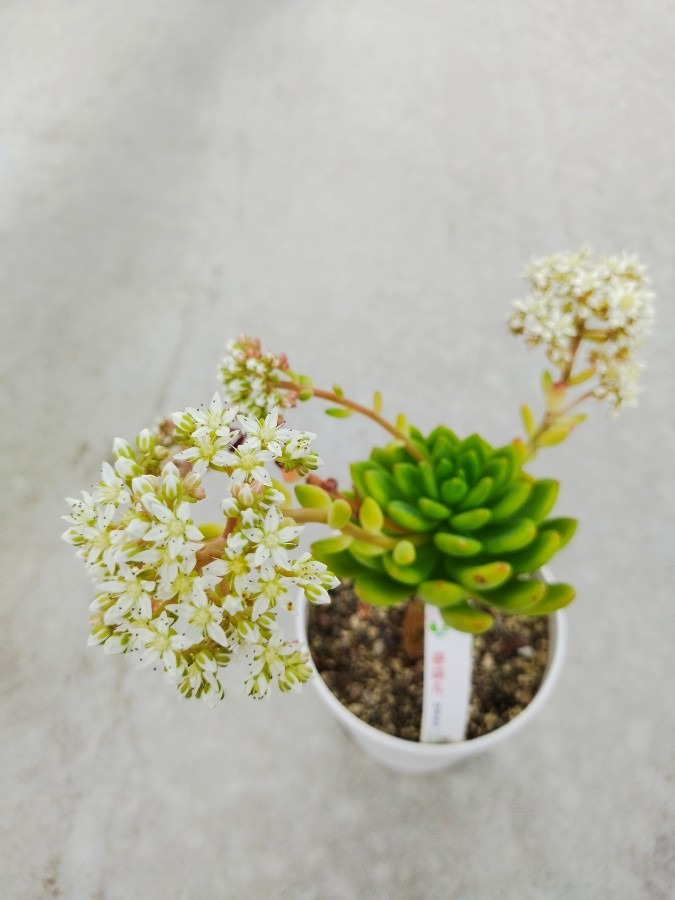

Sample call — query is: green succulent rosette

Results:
[302,426,577,634]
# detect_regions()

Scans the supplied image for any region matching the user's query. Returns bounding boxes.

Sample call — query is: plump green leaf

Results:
[434,458,454,480]
[309,548,361,579]
[521,404,536,437]
[354,572,412,606]
[350,461,377,498]
[458,449,480,484]
[395,412,410,436]
[371,445,411,467]
[450,508,493,532]
[440,602,493,634]
[349,540,388,559]
[484,446,519,493]
[418,461,439,500]
[445,559,512,592]
[568,368,595,387]
[328,498,353,529]
[417,580,468,608]
[484,578,547,612]
[434,532,483,558]
[325,407,352,418]
[392,462,423,500]
[431,436,457,465]
[537,423,572,446]
[392,540,416,566]
[373,390,383,413]
[490,481,532,520]
[311,534,354,555]
[427,425,460,449]
[460,434,492,463]
[295,483,332,510]
[198,522,225,540]
[539,517,577,549]
[527,582,576,614]
[440,477,468,507]
[508,530,561,575]
[359,496,384,533]
[418,497,451,520]
[479,518,537,554]
[518,479,559,522]
[387,500,438,532]
[363,468,401,508]
[458,476,494,511]
[382,546,439,585]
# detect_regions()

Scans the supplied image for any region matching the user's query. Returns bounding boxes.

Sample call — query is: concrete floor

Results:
[2,2,674,897]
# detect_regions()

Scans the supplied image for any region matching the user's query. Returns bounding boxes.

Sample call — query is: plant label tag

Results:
[420,605,473,743]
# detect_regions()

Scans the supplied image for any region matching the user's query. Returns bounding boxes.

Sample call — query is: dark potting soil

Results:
[307,581,550,742]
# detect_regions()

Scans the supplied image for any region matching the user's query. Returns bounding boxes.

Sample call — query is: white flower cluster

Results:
[63,395,338,704]
[509,248,654,409]
[219,335,299,419]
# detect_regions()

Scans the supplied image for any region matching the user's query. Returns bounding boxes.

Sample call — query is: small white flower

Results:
[243,507,301,568]
[100,571,156,623]
[134,616,189,673]
[224,443,274,485]
[237,408,291,457]
[142,498,204,558]
[173,430,237,474]
[166,593,230,647]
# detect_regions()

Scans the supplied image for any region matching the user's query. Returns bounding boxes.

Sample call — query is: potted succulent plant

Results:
[63,248,653,772]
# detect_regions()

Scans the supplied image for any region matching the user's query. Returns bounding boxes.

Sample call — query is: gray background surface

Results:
[1,2,674,898]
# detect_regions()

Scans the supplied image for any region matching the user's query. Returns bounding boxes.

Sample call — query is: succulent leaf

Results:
[458,476,494,510]
[518,479,559,522]
[508,530,561,574]
[387,500,438,532]
[350,461,377,498]
[363,468,400,508]
[490,481,533,520]
[350,540,387,560]
[382,546,438,585]
[440,603,494,634]
[359,496,384,533]
[310,548,361,580]
[433,532,483,558]
[440,477,469,506]
[392,540,416,566]
[479,518,537,554]
[417,580,468,608]
[434,458,454,480]
[311,533,354,555]
[521,404,536,437]
[483,578,547,612]
[539,517,577,548]
[458,449,480,484]
[328,498,353,529]
[354,572,414,606]
[445,559,512,592]
[417,497,451,520]
[392,462,423,500]
[418,461,439,499]
[295,483,332,509]
[526,582,576,614]
[449,508,492,532]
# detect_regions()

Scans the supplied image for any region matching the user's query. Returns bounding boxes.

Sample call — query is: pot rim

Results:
[296,569,567,757]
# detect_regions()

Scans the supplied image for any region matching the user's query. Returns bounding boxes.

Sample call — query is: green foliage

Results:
[311,428,576,632]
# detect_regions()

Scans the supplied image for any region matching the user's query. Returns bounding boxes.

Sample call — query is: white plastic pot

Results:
[296,593,567,775]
